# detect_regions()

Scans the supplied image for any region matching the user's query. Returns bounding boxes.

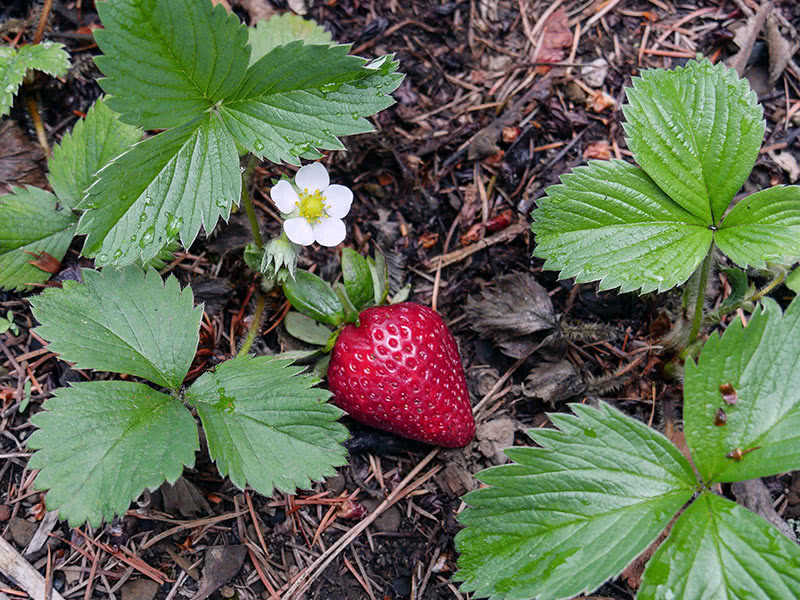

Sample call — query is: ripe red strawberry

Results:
[327,302,475,447]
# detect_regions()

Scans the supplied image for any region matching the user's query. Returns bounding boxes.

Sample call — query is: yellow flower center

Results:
[296,188,329,224]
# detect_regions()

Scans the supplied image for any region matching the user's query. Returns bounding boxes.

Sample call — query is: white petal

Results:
[271,180,300,213]
[284,218,315,246]
[295,162,329,193]
[324,184,353,218]
[313,217,346,247]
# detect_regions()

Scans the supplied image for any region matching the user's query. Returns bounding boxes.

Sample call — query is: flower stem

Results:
[241,155,263,248]
[688,248,714,346]
[237,293,266,358]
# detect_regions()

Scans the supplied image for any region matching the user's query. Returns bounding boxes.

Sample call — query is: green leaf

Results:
[622,58,764,223]
[531,160,712,294]
[0,42,69,117]
[30,267,202,390]
[219,44,402,164]
[78,114,240,265]
[284,311,332,346]
[0,186,77,291]
[454,402,695,600]
[685,296,800,482]
[48,97,142,210]
[94,0,249,129]
[282,270,345,327]
[28,381,198,527]
[341,248,375,311]
[185,355,348,495]
[787,265,800,293]
[716,186,800,269]
[639,492,800,600]
[248,13,332,65]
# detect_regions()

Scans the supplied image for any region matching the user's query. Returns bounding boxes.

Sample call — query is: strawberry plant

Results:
[1,0,405,527]
[455,58,800,599]
[531,57,800,347]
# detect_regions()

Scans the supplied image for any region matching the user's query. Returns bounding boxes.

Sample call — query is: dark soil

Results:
[2,1,799,599]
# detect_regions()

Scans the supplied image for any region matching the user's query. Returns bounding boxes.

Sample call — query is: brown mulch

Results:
[2,1,800,599]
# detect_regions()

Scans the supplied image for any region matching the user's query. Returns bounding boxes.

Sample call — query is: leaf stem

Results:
[237,293,266,358]
[241,155,263,249]
[750,265,786,302]
[688,248,714,346]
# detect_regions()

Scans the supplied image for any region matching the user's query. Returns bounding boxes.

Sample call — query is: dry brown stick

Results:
[0,536,66,600]
[425,221,528,271]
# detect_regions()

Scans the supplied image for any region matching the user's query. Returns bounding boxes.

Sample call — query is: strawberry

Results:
[327,302,475,447]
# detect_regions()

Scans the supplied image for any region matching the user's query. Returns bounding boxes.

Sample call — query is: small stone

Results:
[325,474,345,496]
[362,499,402,532]
[121,578,159,600]
[0,504,11,521]
[7,516,38,547]
[582,57,609,88]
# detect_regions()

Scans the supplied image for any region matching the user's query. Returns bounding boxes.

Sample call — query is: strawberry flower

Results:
[271,162,353,247]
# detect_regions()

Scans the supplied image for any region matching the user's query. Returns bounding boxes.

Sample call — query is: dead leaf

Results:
[766,14,794,84]
[190,545,248,600]
[534,7,572,65]
[476,417,517,464]
[465,273,560,359]
[0,120,48,193]
[588,90,616,112]
[160,477,212,518]
[523,360,585,405]
[583,140,612,160]
[239,0,277,23]
[732,479,798,542]
[769,150,800,182]
[25,250,61,274]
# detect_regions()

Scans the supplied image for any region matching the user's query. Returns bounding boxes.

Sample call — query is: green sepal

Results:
[367,248,389,304]
[282,269,345,327]
[284,311,333,346]
[341,247,375,311]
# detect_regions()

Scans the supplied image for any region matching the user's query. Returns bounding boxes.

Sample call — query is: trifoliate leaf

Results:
[639,492,800,600]
[0,186,77,291]
[454,402,696,600]
[94,0,250,129]
[30,267,202,390]
[48,97,142,209]
[0,42,69,117]
[623,58,764,224]
[531,160,712,294]
[78,114,240,266]
[219,43,402,165]
[185,355,348,495]
[248,13,332,65]
[685,296,800,482]
[716,186,800,269]
[28,381,198,527]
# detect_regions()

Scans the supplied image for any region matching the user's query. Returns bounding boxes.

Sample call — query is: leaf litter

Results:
[1,1,800,599]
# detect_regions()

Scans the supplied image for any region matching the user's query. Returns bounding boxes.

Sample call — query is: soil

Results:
[1,1,800,599]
